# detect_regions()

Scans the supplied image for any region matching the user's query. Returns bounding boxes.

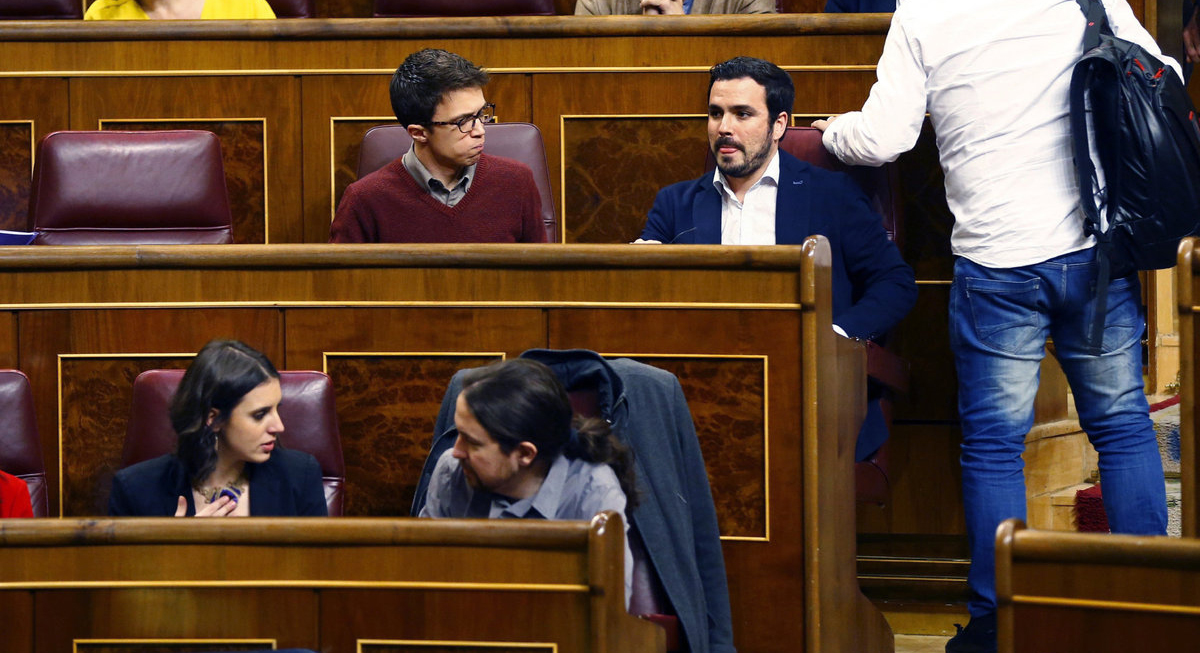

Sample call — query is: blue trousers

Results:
[949,247,1167,618]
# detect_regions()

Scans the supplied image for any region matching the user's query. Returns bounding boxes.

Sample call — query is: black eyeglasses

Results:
[428,103,495,133]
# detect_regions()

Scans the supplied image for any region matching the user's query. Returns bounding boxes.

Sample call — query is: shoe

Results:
[945,612,997,653]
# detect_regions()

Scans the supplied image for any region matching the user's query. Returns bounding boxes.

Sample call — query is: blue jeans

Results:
[950,248,1167,618]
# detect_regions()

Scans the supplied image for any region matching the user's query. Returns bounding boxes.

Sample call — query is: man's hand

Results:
[811,115,839,132]
[640,0,685,14]
[1185,4,1199,64]
[631,238,663,244]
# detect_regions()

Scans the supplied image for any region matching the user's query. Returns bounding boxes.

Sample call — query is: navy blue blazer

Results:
[823,0,894,11]
[642,152,916,459]
[642,151,916,342]
[109,448,328,516]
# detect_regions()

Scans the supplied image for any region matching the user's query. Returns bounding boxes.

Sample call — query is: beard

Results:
[712,128,774,180]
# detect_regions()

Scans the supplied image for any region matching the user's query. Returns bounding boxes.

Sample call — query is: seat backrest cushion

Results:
[374,0,554,16]
[124,369,346,515]
[0,0,82,19]
[29,130,234,245]
[266,0,313,17]
[356,122,557,241]
[0,370,48,517]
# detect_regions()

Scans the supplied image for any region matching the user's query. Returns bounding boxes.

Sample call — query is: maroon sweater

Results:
[330,154,547,243]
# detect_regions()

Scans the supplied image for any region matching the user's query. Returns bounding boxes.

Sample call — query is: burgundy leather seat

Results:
[0,0,81,19]
[0,370,48,517]
[357,122,558,242]
[123,370,346,516]
[266,0,313,17]
[705,126,905,504]
[373,0,554,16]
[29,130,234,245]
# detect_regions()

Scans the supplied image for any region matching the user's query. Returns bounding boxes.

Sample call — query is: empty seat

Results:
[123,369,346,516]
[373,0,554,16]
[29,130,234,245]
[357,122,558,241]
[0,370,49,517]
[0,0,82,19]
[266,0,313,17]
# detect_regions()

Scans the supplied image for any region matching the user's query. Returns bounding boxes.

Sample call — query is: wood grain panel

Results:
[361,645,552,653]
[75,643,273,653]
[324,353,503,516]
[19,309,284,516]
[0,78,70,232]
[0,591,32,653]
[0,122,33,233]
[101,120,266,244]
[70,76,302,243]
[626,355,766,539]
[563,116,706,243]
[284,307,544,515]
[60,355,193,517]
[35,589,317,653]
[322,590,589,653]
[0,312,16,370]
[547,308,805,653]
[304,74,532,243]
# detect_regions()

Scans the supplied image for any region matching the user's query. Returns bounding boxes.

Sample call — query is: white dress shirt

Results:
[822,0,1180,268]
[714,150,781,245]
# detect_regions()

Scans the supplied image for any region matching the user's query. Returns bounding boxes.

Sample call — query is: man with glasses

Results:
[331,49,547,243]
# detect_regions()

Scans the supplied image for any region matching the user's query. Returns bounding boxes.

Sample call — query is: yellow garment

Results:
[84,0,276,19]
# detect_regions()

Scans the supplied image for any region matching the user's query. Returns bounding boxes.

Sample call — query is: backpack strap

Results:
[1075,0,1113,50]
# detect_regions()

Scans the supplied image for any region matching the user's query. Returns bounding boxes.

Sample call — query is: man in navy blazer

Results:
[639,56,917,460]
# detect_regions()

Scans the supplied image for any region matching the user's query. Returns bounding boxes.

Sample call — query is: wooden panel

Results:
[101,120,267,244]
[0,312,16,370]
[303,74,532,243]
[997,519,1200,653]
[563,116,707,243]
[284,307,544,515]
[0,121,34,233]
[325,353,504,516]
[59,355,193,517]
[0,78,70,232]
[626,355,766,539]
[70,76,302,243]
[0,518,659,653]
[322,591,587,653]
[36,589,316,653]
[0,591,33,653]
[19,309,284,517]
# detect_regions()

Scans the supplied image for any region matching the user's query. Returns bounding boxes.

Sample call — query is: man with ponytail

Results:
[420,358,635,601]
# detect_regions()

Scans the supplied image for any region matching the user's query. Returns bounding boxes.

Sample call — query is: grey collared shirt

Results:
[401,144,477,207]
[420,448,632,604]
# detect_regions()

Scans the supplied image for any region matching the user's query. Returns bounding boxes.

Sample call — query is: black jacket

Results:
[109,448,327,516]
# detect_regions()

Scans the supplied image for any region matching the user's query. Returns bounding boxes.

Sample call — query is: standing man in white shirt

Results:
[814,2,1180,652]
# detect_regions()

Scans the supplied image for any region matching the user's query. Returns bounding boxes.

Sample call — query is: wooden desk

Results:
[0,514,660,653]
[0,16,891,245]
[996,518,1200,653]
[1178,237,1199,536]
[0,240,889,653]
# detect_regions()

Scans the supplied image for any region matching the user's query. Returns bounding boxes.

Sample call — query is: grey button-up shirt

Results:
[401,144,477,207]
[420,448,632,603]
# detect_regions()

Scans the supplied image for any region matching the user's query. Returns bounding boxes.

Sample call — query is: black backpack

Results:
[1069,0,1200,349]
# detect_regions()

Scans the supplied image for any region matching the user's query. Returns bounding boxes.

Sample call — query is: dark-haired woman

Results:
[419,358,635,602]
[109,340,326,517]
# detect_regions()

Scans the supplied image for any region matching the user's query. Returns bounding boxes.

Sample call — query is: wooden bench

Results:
[0,513,659,652]
[996,518,1200,653]
[0,240,890,652]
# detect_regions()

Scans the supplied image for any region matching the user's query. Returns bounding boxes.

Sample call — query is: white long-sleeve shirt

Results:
[823,0,1181,268]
